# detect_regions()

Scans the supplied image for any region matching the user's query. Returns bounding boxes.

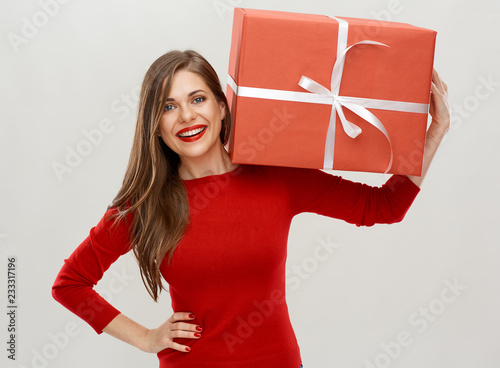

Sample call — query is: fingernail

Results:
[185,346,191,352]
[189,314,195,319]
[194,333,201,337]
[196,326,202,332]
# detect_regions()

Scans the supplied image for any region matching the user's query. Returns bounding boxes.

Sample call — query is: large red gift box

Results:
[226,8,437,175]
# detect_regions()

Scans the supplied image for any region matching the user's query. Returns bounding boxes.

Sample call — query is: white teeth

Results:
[178,126,206,138]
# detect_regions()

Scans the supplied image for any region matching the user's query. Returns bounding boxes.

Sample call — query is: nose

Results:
[179,104,196,123]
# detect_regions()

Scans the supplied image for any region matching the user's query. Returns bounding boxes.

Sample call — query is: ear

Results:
[219,101,226,119]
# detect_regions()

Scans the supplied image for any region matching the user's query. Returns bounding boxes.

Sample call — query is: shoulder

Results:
[246,164,340,182]
[241,165,343,195]
[243,164,322,178]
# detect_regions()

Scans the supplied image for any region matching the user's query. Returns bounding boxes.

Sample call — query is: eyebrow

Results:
[165,89,206,102]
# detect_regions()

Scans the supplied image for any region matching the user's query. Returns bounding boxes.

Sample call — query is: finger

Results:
[169,329,202,340]
[429,82,451,123]
[170,321,202,332]
[430,82,449,112]
[169,341,193,353]
[168,312,196,323]
[432,69,443,90]
[430,81,442,98]
[432,81,451,110]
[432,68,446,93]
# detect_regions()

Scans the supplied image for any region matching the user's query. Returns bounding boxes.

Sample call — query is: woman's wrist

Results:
[136,328,154,353]
[102,313,154,353]
[427,119,449,143]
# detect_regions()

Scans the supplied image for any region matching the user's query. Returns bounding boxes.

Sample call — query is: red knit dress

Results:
[52,164,420,368]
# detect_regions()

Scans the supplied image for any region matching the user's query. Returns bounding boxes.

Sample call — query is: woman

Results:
[52,50,450,368]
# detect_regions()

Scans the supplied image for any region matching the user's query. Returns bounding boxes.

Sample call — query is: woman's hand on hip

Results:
[141,312,202,353]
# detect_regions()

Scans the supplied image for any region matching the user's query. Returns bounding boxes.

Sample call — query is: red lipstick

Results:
[176,124,207,143]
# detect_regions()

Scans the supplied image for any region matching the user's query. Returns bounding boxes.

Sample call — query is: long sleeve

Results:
[52,207,133,334]
[277,167,420,226]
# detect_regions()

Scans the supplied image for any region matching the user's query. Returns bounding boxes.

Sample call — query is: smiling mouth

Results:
[177,126,207,138]
[175,125,208,142]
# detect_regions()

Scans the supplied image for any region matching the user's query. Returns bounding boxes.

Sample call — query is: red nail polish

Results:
[185,346,191,352]
[194,333,201,337]
[196,326,202,332]
[189,314,195,319]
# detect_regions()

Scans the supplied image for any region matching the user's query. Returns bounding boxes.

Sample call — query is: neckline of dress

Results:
[181,164,244,186]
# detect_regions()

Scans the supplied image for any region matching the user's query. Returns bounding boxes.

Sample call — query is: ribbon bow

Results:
[298,40,394,172]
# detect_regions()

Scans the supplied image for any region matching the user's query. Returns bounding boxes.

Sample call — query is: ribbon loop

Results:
[331,40,389,94]
[334,100,362,139]
[298,36,392,172]
[298,76,332,97]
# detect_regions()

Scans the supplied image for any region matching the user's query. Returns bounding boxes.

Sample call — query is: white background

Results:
[1,0,499,367]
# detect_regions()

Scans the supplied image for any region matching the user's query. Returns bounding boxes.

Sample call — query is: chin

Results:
[180,143,215,160]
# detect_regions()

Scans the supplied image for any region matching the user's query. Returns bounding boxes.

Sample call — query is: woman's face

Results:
[158,69,225,161]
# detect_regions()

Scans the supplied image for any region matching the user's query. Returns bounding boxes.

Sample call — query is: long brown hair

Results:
[108,50,232,301]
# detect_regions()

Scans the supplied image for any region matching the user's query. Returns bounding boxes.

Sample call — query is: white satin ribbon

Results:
[298,40,393,171]
[227,16,429,172]
[227,76,427,113]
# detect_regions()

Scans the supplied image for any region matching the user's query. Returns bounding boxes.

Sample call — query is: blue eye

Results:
[164,104,174,112]
[193,96,206,104]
